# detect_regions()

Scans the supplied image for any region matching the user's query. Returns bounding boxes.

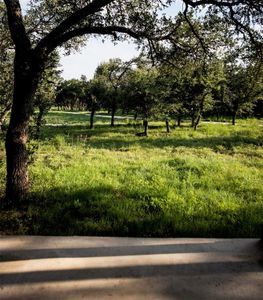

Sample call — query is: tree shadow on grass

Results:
[38,123,263,155]
[1,185,261,238]
[39,121,190,141]
[40,124,140,140]
[86,134,263,153]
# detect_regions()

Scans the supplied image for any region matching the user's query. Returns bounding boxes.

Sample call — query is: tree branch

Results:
[183,0,244,8]
[228,6,262,57]
[35,0,114,52]
[45,25,142,53]
[183,4,207,53]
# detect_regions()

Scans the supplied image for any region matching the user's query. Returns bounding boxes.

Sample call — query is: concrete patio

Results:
[0,236,262,299]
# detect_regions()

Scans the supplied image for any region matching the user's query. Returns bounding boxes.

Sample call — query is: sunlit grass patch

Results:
[0,113,262,237]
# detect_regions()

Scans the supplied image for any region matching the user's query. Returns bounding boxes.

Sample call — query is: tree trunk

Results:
[90,106,95,129]
[165,118,170,133]
[0,103,12,131]
[232,112,237,125]
[143,119,148,136]
[3,53,43,208]
[111,102,116,127]
[194,97,205,130]
[194,114,201,131]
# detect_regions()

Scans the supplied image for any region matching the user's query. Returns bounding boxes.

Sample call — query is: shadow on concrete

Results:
[1,260,262,286]
[0,237,262,300]
[0,239,261,262]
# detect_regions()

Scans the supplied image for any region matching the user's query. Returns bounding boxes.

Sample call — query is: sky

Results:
[59,38,139,80]
[20,0,183,80]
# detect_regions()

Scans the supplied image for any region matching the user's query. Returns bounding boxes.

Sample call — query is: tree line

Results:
[53,52,262,134]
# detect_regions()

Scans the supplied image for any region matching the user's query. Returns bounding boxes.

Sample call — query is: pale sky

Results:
[59,39,139,80]
[20,0,183,80]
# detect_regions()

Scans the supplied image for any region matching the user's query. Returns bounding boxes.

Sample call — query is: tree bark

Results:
[165,118,170,133]
[90,106,96,129]
[111,101,116,127]
[232,112,237,125]
[194,114,201,131]
[3,52,43,207]
[143,119,148,136]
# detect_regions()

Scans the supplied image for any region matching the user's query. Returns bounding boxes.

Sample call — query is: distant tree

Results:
[56,79,86,111]
[94,58,133,127]
[222,60,262,125]
[155,13,233,129]
[159,58,219,130]
[87,78,107,129]
[125,66,160,136]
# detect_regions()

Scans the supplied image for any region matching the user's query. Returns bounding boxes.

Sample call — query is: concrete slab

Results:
[0,237,262,299]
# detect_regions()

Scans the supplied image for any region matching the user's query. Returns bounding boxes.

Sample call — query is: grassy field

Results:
[0,111,263,237]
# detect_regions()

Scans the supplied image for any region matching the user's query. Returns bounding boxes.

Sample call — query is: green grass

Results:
[44,110,134,126]
[0,112,263,237]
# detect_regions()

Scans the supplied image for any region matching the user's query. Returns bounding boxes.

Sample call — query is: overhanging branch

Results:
[183,0,244,8]
[46,25,142,52]
[35,0,114,53]
[183,4,207,53]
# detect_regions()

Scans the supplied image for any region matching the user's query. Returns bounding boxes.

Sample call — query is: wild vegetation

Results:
[0,112,262,236]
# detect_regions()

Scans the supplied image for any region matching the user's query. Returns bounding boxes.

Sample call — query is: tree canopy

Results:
[3,0,262,57]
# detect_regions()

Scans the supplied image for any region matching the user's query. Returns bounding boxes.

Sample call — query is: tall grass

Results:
[0,112,262,237]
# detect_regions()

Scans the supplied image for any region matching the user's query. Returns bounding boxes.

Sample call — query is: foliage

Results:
[93,58,136,126]
[56,77,87,111]
[123,65,161,119]
[222,61,263,123]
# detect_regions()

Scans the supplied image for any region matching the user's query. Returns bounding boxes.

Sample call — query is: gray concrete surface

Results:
[0,237,262,299]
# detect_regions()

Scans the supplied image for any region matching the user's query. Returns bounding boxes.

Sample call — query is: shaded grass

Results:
[44,110,134,126]
[0,112,262,237]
